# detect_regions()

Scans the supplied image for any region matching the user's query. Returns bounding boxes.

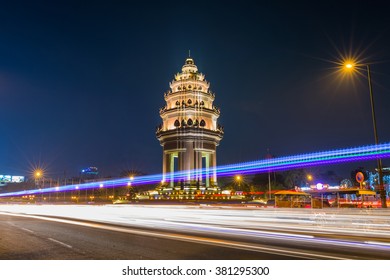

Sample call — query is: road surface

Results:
[1,204,390,259]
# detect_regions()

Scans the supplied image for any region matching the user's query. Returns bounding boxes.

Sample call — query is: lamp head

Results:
[344,60,355,71]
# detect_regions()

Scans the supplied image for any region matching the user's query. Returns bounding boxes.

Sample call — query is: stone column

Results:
[169,154,175,188]
[162,152,167,182]
[184,141,193,184]
[211,151,217,185]
[204,153,210,187]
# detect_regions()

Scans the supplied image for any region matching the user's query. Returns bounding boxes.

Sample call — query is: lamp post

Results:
[344,62,387,208]
[265,151,273,200]
[34,171,42,187]
[235,175,241,187]
[307,174,313,188]
[34,170,43,202]
[366,65,386,208]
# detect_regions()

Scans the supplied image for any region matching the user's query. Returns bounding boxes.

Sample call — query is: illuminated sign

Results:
[81,167,98,175]
[11,176,25,183]
[0,175,25,183]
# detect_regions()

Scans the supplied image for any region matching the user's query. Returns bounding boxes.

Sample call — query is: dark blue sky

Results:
[1,1,390,178]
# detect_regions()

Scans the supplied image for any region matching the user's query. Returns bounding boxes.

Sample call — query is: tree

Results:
[283,169,307,189]
[340,179,353,188]
[251,172,285,192]
[223,175,251,192]
[118,169,146,199]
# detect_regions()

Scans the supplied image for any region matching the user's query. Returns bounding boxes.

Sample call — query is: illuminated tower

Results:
[156,56,224,192]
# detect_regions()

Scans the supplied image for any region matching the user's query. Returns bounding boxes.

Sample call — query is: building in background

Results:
[368,167,390,195]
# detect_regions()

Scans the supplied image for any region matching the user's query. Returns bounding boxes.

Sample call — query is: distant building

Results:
[80,167,99,180]
[368,167,390,194]
[81,167,98,175]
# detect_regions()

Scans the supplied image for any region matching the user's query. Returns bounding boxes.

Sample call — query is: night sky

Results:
[1,1,390,179]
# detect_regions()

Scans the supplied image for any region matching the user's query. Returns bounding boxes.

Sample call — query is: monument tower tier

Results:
[156,57,224,191]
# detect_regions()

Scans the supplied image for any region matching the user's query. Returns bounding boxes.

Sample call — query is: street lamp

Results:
[343,61,387,208]
[306,174,313,188]
[235,175,241,186]
[34,169,43,191]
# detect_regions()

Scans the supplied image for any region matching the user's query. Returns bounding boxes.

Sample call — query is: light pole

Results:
[34,170,43,201]
[307,174,313,188]
[235,175,241,186]
[344,62,387,208]
[34,170,42,187]
[265,151,273,200]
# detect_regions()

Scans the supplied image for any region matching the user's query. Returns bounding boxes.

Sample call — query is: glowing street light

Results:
[34,169,44,190]
[342,60,387,208]
[344,62,354,69]
[234,175,242,190]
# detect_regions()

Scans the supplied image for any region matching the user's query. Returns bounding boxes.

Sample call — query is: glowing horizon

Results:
[1,142,390,197]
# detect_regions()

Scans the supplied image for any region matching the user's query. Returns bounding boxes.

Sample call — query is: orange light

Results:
[344,60,355,71]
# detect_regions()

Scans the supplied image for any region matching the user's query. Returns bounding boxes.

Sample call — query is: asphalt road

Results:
[0,214,298,260]
[1,211,389,260]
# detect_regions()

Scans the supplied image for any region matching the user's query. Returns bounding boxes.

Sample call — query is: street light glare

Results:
[34,170,43,178]
[344,60,355,70]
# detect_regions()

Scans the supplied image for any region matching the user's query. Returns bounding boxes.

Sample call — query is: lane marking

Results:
[47,238,73,248]
[20,227,34,233]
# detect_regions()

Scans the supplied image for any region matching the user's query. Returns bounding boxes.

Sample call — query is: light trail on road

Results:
[1,142,390,197]
[1,204,390,259]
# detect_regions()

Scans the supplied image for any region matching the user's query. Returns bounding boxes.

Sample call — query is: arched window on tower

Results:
[194,100,198,106]
[200,101,204,107]
[187,99,192,105]
[200,120,206,127]
[194,119,199,126]
[174,120,180,127]
[187,118,193,126]
[175,101,180,106]
[181,119,187,127]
